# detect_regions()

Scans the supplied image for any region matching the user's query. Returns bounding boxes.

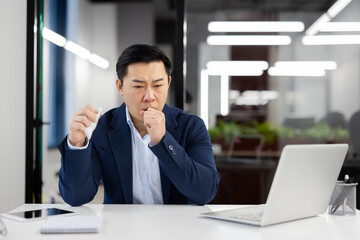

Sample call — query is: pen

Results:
[0,217,7,236]
[330,175,359,214]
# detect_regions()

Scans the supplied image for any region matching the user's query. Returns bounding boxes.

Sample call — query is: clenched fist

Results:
[140,107,166,145]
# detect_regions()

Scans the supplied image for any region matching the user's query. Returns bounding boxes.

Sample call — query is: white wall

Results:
[0,0,26,212]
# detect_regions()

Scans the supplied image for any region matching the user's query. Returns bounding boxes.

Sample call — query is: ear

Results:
[168,76,172,86]
[116,79,124,96]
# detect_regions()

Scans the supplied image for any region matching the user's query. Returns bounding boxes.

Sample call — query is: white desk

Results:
[2,204,360,240]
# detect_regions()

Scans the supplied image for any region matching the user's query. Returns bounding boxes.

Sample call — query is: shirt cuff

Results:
[67,136,89,150]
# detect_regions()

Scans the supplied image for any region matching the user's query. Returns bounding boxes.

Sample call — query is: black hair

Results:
[116,44,172,84]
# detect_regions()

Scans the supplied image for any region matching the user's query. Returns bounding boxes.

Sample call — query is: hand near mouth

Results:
[140,107,166,145]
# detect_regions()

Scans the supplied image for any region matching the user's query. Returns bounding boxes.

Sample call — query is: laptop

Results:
[201,144,348,226]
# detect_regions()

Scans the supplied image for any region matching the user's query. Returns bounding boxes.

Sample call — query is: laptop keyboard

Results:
[229,206,264,222]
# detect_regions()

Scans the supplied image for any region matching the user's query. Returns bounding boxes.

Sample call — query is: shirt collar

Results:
[125,106,135,130]
[125,106,151,143]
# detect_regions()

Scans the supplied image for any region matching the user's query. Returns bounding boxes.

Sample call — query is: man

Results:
[58,44,219,206]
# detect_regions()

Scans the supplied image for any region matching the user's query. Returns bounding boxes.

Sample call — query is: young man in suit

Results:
[58,44,219,206]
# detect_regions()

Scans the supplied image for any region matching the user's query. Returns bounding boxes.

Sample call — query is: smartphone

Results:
[1,208,77,222]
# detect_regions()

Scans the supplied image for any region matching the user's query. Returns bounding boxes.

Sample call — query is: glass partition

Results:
[186,0,360,205]
[186,0,359,159]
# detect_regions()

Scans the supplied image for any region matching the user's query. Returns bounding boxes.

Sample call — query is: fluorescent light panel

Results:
[89,54,110,69]
[268,67,326,77]
[64,41,91,59]
[207,35,291,46]
[303,35,360,45]
[206,61,268,76]
[274,61,337,70]
[318,22,360,32]
[236,98,268,106]
[42,27,109,69]
[327,0,352,18]
[220,75,229,116]
[42,27,66,47]
[235,90,279,105]
[207,61,269,70]
[242,90,279,100]
[305,13,331,36]
[208,68,263,76]
[305,0,352,36]
[208,21,304,32]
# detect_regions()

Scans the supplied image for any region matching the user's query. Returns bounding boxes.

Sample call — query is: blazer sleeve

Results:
[58,137,103,206]
[150,117,220,205]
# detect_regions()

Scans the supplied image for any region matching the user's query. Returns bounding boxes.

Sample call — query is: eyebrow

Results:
[131,78,164,84]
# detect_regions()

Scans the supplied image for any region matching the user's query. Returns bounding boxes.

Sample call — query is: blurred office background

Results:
[2,0,360,212]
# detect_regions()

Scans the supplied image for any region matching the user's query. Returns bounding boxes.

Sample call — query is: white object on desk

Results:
[40,216,102,234]
[1,208,77,222]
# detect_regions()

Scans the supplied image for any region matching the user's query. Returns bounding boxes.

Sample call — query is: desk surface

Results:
[2,204,360,240]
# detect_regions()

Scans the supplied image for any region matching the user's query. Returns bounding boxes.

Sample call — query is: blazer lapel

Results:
[161,105,181,203]
[108,104,133,204]
[163,104,181,141]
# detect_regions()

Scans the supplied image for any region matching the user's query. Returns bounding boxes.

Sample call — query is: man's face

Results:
[116,61,171,124]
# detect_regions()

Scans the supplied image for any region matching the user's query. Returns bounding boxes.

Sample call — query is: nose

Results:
[143,87,155,102]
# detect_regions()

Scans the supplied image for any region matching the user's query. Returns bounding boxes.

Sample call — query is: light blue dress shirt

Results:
[125,107,163,204]
[67,107,163,204]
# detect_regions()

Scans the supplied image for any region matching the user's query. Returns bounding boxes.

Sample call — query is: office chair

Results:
[320,112,347,129]
[283,117,315,129]
[227,135,264,162]
[348,110,360,160]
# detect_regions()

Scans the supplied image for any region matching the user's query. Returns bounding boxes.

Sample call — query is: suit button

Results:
[168,145,174,151]
[172,149,176,155]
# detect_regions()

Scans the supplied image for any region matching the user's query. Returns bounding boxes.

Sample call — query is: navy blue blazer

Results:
[58,104,219,206]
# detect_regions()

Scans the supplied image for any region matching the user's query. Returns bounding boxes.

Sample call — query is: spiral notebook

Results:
[40,216,102,234]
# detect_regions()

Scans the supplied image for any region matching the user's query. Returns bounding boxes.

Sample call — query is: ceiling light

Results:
[208,68,263,76]
[64,41,91,59]
[42,27,66,47]
[41,28,109,69]
[235,91,277,105]
[318,22,360,32]
[207,61,269,70]
[236,97,268,106]
[327,0,352,18]
[229,90,240,101]
[206,61,268,76]
[305,0,352,36]
[242,90,279,100]
[220,75,229,116]
[89,54,110,69]
[305,13,331,36]
[268,67,326,77]
[208,21,305,32]
[303,35,360,45]
[274,61,337,70]
[207,35,291,46]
